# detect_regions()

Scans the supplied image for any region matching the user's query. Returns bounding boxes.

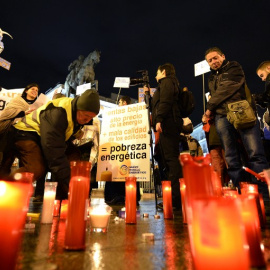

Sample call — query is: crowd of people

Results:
[0,46,270,210]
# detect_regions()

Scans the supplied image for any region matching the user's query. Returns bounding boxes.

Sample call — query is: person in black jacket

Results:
[204,47,269,200]
[146,63,183,210]
[256,61,270,124]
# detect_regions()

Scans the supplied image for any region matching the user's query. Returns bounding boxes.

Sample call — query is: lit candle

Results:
[65,161,91,250]
[125,176,137,224]
[0,179,33,270]
[53,200,61,217]
[222,187,238,198]
[41,182,58,224]
[179,154,214,224]
[240,183,265,228]
[191,197,250,270]
[60,200,68,219]
[240,194,265,268]
[211,169,222,197]
[162,181,173,219]
[13,172,34,183]
[179,178,187,224]
[89,205,112,233]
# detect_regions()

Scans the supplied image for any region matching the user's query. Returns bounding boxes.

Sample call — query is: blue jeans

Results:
[215,115,269,198]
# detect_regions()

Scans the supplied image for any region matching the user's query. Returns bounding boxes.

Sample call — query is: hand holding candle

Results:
[243,166,265,182]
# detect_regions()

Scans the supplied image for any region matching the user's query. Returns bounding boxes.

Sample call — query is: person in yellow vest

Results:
[10,89,100,200]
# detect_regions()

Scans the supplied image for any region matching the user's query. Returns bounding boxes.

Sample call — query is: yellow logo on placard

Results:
[119,165,129,175]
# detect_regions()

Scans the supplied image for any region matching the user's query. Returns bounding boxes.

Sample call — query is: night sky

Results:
[0,0,269,125]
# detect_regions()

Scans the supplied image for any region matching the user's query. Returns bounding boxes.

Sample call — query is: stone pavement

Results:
[16,190,270,270]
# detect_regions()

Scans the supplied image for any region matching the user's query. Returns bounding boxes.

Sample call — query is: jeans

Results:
[215,115,269,199]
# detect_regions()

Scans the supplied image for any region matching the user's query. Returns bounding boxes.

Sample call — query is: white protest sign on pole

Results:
[97,102,150,182]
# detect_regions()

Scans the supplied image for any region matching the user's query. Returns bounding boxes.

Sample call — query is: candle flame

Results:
[0,181,7,196]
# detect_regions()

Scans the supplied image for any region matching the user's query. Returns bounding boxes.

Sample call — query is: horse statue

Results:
[64,50,101,97]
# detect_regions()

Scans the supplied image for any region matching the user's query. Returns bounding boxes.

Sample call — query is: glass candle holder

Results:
[240,194,265,268]
[89,204,112,233]
[41,182,58,224]
[239,182,265,228]
[190,197,250,270]
[0,179,33,270]
[65,161,91,250]
[53,200,61,217]
[125,176,137,224]
[13,172,34,183]
[162,181,173,219]
[222,187,238,198]
[59,200,68,219]
[179,153,214,224]
[211,169,222,197]
[179,178,187,224]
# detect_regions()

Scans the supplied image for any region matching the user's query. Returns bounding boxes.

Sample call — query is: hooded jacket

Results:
[206,60,246,115]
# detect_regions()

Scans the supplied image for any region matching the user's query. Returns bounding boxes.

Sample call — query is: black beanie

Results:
[76,89,100,115]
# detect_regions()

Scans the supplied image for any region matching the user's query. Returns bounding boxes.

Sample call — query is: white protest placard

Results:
[76,83,91,95]
[97,102,150,182]
[0,88,23,114]
[194,60,210,77]
[29,93,50,110]
[113,77,130,88]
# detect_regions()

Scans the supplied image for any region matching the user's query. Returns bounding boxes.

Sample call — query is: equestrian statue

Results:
[64,50,101,97]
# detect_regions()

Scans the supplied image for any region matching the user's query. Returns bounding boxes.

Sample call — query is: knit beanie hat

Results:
[76,89,100,115]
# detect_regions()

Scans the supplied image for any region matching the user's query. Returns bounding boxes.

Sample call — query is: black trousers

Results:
[158,118,182,208]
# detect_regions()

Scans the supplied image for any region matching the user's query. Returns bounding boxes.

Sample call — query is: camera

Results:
[130,70,149,86]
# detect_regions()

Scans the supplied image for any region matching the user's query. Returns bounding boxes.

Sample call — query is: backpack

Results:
[178,88,195,117]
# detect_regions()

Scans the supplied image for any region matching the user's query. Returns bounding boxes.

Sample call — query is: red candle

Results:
[0,179,33,270]
[222,187,238,198]
[65,161,91,250]
[211,169,222,197]
[240,194,265,267]
[243,166,264,181]
[125,176,137,224]
[53,200,61,217]
[179,178,187,224]
[240,183,265,228]
[179,154,214,224]
[259,194,266,226]
[162,181,173,219]
[191,197,250,270]
[60,200,68,219]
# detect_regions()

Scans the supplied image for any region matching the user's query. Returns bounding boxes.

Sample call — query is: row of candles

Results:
[2,156,270,269]
[0,161,138,270]
[161,153,270,270]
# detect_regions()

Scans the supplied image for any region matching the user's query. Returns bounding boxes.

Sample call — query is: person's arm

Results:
[207,62,245,111]
[39,105,70,186]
